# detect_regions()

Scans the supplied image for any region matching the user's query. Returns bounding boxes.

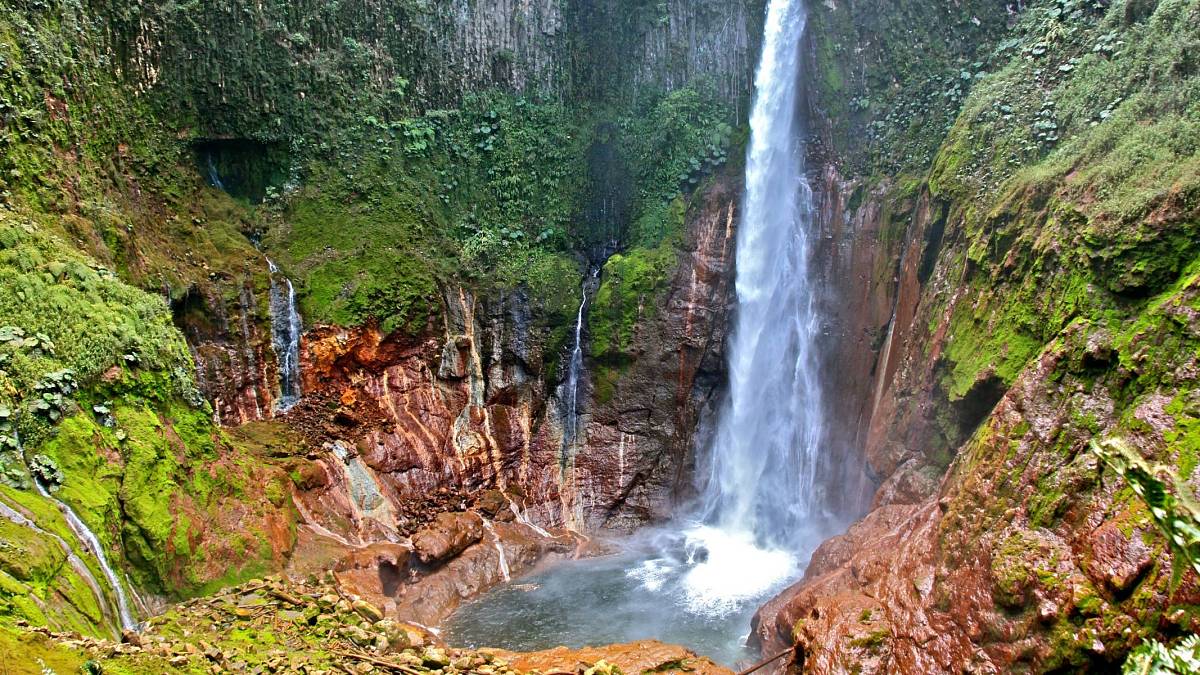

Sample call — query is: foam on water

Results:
[677,525,797,616]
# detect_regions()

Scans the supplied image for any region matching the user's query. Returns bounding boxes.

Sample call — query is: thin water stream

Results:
[267,258,303,412]
[33,480,137,631]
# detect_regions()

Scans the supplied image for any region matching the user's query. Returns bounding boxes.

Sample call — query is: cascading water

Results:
[448,0,849,662]
[481,519,511,582]
[206,153,225,191]
[701,0,829,547]
[561,270,597,452]
[0,499,119,634]
[266,258,303,412]
[31,479,137,631]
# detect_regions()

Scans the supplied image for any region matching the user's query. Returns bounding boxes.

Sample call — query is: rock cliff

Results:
[749,0,1200,670]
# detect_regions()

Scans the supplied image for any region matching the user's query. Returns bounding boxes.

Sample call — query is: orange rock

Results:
[494,640,732,675]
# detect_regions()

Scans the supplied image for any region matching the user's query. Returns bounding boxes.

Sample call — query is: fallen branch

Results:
[736,647,796,675]
[269,588,305,606]
[331,649,425,675]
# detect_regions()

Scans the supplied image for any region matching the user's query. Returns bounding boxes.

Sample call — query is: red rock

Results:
[1085,522,1153,594]
[411,512,484,565]
[496,640,731,675]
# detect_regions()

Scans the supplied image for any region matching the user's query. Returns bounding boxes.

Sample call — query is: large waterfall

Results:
[678,0,845,613]
[701,0,828,548]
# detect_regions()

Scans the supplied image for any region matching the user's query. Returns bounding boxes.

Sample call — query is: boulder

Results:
[411,512,484,565]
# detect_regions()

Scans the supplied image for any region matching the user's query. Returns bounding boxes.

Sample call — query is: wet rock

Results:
[497,640,731,675]
[391,519,571,626]
[474,490,511,520]
[411,511,484,565]
[352,599,384,623]
[1085,522,1153,594]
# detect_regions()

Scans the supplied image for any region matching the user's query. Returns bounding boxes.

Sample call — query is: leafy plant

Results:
[27,452,62,490]
[1090,437,1200,580]
[1123,634,1200,675]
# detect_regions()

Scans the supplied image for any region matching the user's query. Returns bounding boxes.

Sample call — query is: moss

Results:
[0,489,115,637]
[1165,396,1200,477]
[848,628,890,651]
[806,0,1011,175]
[0,625,192,674]
[940,299,1044,401]
[589,202,684,360]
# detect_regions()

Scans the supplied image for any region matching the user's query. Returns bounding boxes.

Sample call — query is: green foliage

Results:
[0,212,204,467]
[1124,634,1200,675]
[616,85,734,248]
[589,196,686,360]
[119,0,563,143]
[805,0,1011,175]
[1091,438,1200,580]
[270,91,594,331]
[0,507,110,637]
[932,0,1200,216]
[921,0,1200,414]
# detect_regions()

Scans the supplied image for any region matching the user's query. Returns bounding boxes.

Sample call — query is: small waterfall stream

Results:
[481,519,511,582]
[0,499,117,632]
[205,153,225,191]
[561,269,598,452]
[266,258,303,412]
[31,480,137,631]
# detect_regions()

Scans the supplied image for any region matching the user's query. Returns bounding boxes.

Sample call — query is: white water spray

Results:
[267,258,303,412]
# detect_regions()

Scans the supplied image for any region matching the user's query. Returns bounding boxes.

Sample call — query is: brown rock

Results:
[351,599,384,622]
[474,490,510,519]
[411,511,484,565]
[497,640,731,675]
[1086,522,1153,594]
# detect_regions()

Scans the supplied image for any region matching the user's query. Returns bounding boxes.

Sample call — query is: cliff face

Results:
[751,0,1200,670]
[0,0,758,640]
[580,168,742,528]
[274,168,740,541]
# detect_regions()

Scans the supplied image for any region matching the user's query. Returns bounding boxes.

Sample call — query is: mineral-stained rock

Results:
[391,519,575,626]
[412,512,485,565]
[496,640,732,675]
[1085,522,1154,594]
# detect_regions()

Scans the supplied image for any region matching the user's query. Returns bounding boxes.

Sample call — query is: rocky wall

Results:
[749,0,1200,669]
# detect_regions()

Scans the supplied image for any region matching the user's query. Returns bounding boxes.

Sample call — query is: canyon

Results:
[0,0,1198,673]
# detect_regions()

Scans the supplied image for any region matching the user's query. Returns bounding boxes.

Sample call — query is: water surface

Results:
[444,526,800,668]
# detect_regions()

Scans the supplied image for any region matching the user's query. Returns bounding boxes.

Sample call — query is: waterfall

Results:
[562,272,594,450]
[702,0,830,546]
[266,258,303,412]
[0,499,117,634]
[679,0,845,613]
[206,153,224,191]
[481,519,511,582]
[31,480,137,631]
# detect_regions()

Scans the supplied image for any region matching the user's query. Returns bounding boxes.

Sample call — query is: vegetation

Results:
[0,0,742,643]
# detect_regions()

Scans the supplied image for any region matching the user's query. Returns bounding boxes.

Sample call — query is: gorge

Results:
[0,0,1198,673]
